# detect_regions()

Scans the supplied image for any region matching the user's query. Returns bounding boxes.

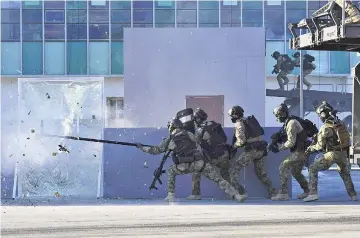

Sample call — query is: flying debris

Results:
[46,93,50,99]
[58,145,70,154]
[30,129,35,133]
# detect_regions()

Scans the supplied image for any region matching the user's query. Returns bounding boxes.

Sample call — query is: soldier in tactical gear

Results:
[272,51,295,90]
[270,103,310,201]
[228,105,276,200]
[187,108,231,200]
[303,101,358,202]
[292,52,315,90]
[136,118,246,202]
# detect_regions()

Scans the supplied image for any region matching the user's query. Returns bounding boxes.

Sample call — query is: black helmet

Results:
[273,103,289,123]
[167,118,183,132]
[194,108,208,125]
[293,52,300,58]
[271,51,280,59]
[315,101,335,122]
[228,105,244,123]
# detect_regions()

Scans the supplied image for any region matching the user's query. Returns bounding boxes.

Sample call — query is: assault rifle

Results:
[149,150,171,190]
[267,127,287,153]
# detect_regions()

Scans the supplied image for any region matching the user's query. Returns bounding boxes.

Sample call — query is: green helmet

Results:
[315,101,335,122]
[273,103,289,123]
[167,118,183,132]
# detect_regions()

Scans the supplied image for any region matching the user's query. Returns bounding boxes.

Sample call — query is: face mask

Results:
[276,117,286,123]
[231,117,237,123]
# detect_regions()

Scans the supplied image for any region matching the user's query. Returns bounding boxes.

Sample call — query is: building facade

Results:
[1,0,359,127]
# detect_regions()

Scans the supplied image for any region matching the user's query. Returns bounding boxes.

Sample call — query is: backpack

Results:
[280,54,295,71]
[324,122,351,149]
[242,115,264,139]
[287,116,319,138]
[304,54,315,62]
[202,121,227,147]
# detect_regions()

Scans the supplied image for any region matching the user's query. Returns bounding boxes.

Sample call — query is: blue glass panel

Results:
[1,23,20,41]
[155,23,175,27]
[133,1,153,9]
[1,1,21,9]
[111,24,130,40]
[266,41,284,76]
[133,23,153,28]
[330,51,350,74]
[1,42,21,75]
[221,0,241,9]
[177,23,197,27]
[243,0,262,9]
[133,10,153,23]
[286,9,307,39]
[67,24,87,40]
[111,0,131,9]
[89,42,109,75]
[310,51,329,75]
[22,9,43,23]
[67,41,87,74]
[177,1,196,9]
[89,24,109,39]
[111,10,131,23]
[286,0,306,10]
[67,10,87,23]
[199,10,219,24]
[89,10,109,23]
[199,1,219,9]
[22,42,43,75]
[176,10,197,24]
[1,9,20,23]
[44,1,65,9]
[66,0,87,9]
[44,42,65,75]
[221,9,241,24]
[45,24,65,40]
[155,0,175,8]
[308,0,328,10]
[242,9,262,24]
[112,41,123,74]
[286,40,301,76]
[89,0,109,8]
[155,9,175,24]
[22,0,42,9]
[23,24,42,41]
[350,53,360,69]
[45,10,65,23]
[199,24,219,28]
[265,8,284,39]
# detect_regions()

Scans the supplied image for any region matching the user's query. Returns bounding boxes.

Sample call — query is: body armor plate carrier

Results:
[172,131,202,164]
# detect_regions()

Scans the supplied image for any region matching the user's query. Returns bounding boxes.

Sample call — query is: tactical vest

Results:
[285,118,308,153]
[241,116,264,140]
[287,115,319,138]
[171,131,201,164]
[200,121,228,157]
[324,122,350,151]
[280,54,295,71]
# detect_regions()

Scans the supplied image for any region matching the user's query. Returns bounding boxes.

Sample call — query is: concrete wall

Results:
[102,127,291,199]
[123,28,266,128]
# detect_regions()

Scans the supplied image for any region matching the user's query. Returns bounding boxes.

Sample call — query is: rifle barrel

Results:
[42,134,152,147]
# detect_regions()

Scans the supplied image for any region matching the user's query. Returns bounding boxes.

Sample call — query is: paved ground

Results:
[1,170,360,238]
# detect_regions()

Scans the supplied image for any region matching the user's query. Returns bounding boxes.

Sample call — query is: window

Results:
[111,0,131,9]
[44,1,65,9]
[67,10,87,23]
[1,1,21,9]
[243,0,263,9]
[265,4,284,40]
[111,10,131,23]
[155,1,175,8]
[350,53,360,69]
[308,0,328,10]
[310,51,329,75]
[89,10,109,23]
[22,0,42,9]
[266,41,284,76]
[106,97,124,127]
[45,24,65,40]
[133,10,153,24]
[242,9,263,26]
[177,23,197,28]
[199,24,219,28]
[177,10,197,24]
[199,10,219,24]
[22,42,43,75]
[89,24,109,39]
[67,24,87,40]
[199,1,219,9]
[23,24,42,41]
[286,40,301,76]
[176,1,197,9]
[221,9,241,25]
[66,0,87,9]
[89,0,109,8]
[133,1,153,9]
[155,23,175,28]
[44,42,65,75]
[222,0,239,6]
[1,23,20,41]
[133,24,153,28]
[45,10,65,23]
[1,42,21,75]
[286,1,307,40]
[89,42,109,75]
[286,0,306,10]
[22,9,43,23]
[111,24,130,40]
[155,9,175,24]
[330,52,350,74]
[67,41,87,74]
[111,42,124,74]
[1,9,20,23]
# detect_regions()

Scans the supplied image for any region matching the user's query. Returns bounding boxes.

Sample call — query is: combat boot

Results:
[303,194,319,202]
[164,192,176,202]
[271,193,289,201]
[186,195,202,200]
[268,188,276,199]
[234,193,248,202]
[296,192,309,199]
[351,195,358,201]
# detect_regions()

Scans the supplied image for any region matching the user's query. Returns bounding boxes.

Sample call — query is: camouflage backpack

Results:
[324,122,350,150]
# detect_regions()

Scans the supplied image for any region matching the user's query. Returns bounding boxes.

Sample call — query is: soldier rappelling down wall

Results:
[136,118,246,202]
[304,101,358,202]
[271,51,297,90]
[292,52,316,90]
[228,106,276,200]
[187,108,231,200]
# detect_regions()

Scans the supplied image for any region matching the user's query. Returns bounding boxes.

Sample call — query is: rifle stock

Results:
[149,150,171,190]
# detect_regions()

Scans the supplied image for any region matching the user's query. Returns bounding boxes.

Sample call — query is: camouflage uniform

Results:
[292,56,314,90]
[304,122,357,201]
[229,119,275,197]
[276,55,291,90]
[272,119,309,201]
[191,123,230,197]
[139,129,244,202]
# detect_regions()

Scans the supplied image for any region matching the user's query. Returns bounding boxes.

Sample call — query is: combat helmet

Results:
[193,108,208,125]
[273,103,289,123]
